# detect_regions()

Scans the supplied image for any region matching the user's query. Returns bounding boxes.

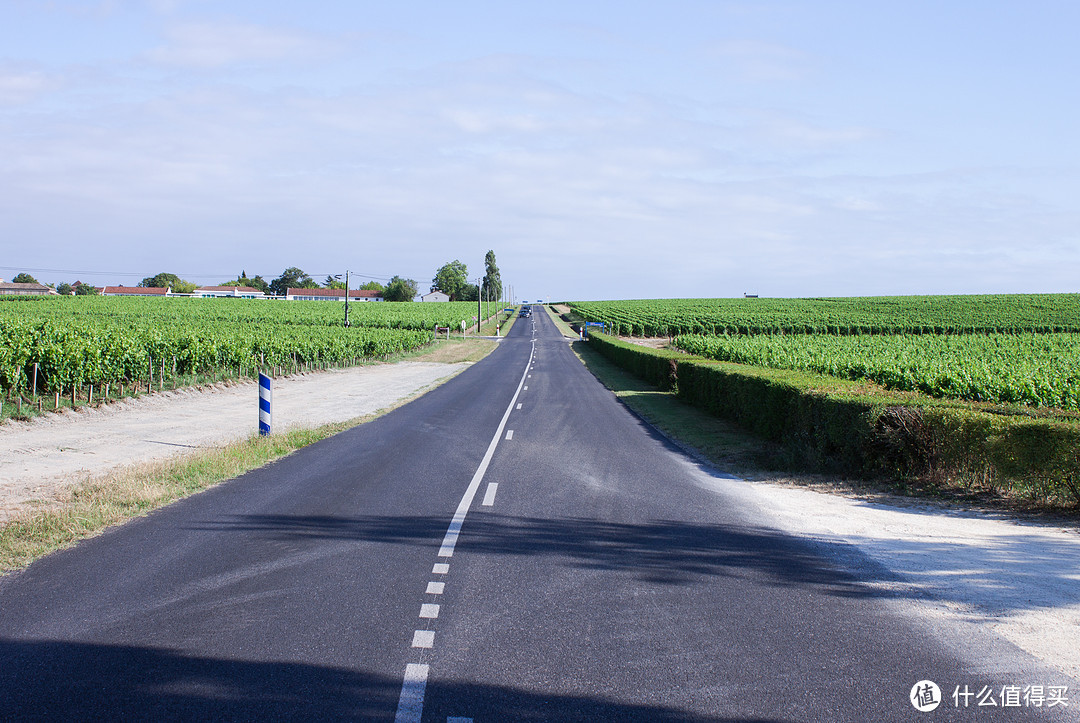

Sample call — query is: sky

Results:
[1,0,1078,301]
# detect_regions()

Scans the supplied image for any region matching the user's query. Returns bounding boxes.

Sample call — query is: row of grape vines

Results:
[0,296,477,398]
[567,295,1080,337]
[674,332,1080,410]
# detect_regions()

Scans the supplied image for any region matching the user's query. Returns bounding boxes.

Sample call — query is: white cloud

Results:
[704,39,815,82]
[0,67,56,104]
[146,21,333,68]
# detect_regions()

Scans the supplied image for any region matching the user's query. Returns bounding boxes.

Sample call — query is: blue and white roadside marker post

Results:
[258,372,272,436]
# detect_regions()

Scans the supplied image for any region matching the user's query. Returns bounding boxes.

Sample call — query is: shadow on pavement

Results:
[191,512,888,597]
[0,639,778,722]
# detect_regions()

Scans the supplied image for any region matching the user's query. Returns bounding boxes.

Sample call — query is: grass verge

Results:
[0,339,499,574]
[571,339,1080,520]
[571,340,769,474]
[544,305,580,338]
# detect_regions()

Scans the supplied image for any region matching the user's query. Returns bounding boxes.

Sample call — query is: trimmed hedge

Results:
[587,332,1080,507]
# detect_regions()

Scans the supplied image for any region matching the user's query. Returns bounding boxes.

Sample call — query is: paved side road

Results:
[0,308,1075,721]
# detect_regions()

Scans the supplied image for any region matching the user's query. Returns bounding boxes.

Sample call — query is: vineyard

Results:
[565,294,1080,412]
[0,297,483,411]
[567,295,1080,336]
[673,332,1080,410]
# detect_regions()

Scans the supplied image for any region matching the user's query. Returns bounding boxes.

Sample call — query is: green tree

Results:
[360,280,386,293]
[458,283,479,302]
[74,283,100,295]
[139,272,196,293]
[323,275,346,290]
[56,282,73,295]
[222,271,270,293]
[481,250,502,302]
[431,260,469,301]
[269,267,317,296]
[11,272,39,284]
[383,276,418,302]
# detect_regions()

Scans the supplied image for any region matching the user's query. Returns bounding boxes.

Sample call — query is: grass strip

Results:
[570,340,767,474]
[0,339,498,574]
[544,305,581,339]
[0,424,349,573]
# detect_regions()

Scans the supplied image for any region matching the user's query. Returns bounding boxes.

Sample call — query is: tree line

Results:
[8,250,502,303]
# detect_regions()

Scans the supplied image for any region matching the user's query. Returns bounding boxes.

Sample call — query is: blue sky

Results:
[2,1,1078,300]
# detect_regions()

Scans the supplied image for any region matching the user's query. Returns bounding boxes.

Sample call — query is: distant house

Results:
[71,281,99,295]
[286,288,383,302]
[0,281,58,296]
[102,286,171,297]
[420,291,450,303]
[192,285,267,299]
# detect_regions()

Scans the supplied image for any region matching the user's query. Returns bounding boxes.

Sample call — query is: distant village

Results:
[1,256,502,305]
[0,279,452,303]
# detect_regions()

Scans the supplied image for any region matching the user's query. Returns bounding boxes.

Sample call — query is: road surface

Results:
[0,308,1073,721]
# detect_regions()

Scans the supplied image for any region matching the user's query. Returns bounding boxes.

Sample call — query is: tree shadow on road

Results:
[0,639,775,722]
[191,512,892,598]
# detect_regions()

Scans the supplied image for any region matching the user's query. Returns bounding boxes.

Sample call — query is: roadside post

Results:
[258,373,272,436]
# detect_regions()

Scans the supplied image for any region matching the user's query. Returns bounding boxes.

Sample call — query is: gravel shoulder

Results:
[0,361,468,521]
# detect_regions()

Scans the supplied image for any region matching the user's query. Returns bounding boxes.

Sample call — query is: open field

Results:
[565,295,1080,412]
[0,296,509,420]
[675,331,1080,410]
[568,294,1080,336]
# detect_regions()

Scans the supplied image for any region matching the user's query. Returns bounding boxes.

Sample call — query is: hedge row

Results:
[586,332,1080,507]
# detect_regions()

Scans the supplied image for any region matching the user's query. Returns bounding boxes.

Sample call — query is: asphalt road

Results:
[0,308,1072,721]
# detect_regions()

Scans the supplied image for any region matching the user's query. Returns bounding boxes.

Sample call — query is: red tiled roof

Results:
[102,286,168,295]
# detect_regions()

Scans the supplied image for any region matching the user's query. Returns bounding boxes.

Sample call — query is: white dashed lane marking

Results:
[482,483,498,507]
[395,341,535,723]
[412,630,435,649]
[505,429,513,440]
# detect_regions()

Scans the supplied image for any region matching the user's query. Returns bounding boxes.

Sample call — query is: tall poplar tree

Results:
[481,250,502,302]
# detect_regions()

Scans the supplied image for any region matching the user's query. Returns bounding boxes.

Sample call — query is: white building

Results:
[192,285,268,299]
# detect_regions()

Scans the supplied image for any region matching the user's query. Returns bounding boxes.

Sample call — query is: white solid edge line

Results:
[394,663,429,723]
[438,341,534,558]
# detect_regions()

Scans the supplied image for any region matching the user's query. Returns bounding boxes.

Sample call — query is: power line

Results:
[0,265,402,283]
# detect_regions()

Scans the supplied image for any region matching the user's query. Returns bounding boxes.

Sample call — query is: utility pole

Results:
[335,271,351,328]
[476,277,482,334]
[344,269,350,328]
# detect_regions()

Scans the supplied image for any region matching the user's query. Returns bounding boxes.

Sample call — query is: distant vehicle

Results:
[519,307,531,318]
